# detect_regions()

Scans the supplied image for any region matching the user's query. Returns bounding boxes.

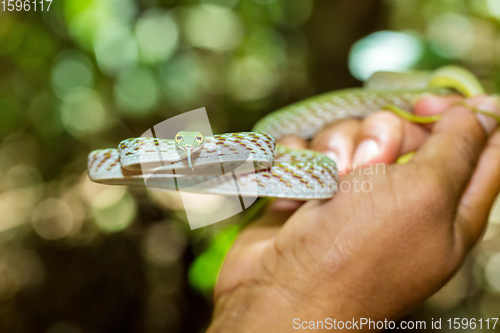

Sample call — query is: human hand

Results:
[208,96,500,332]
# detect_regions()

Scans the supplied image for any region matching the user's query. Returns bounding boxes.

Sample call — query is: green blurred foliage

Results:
[0,0,499,332]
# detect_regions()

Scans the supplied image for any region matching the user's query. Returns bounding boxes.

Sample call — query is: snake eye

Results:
[196,135,203,142]
[175,135,182,142]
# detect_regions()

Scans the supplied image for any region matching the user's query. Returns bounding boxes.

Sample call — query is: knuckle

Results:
[417,166,454,211]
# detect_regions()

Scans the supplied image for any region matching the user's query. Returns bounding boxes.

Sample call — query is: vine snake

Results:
[88,66,499,200]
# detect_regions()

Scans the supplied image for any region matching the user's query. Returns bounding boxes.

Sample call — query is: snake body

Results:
[88,67,481,200]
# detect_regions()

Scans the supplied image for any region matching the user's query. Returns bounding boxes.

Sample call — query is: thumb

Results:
[412,96,500,201]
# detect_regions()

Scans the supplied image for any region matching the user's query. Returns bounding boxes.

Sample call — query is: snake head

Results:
[174,131,204,170]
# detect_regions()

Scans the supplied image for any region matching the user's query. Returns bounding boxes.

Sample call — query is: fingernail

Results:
[325,151,349,174]
[353,139,380,166]
[325,151,339,163]
[476,97,500,135]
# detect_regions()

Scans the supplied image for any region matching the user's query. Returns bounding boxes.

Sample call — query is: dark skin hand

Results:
[207,96,500,332]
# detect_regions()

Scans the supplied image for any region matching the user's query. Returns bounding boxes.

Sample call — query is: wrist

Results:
[208,283,301,333]
[207,281,350,333]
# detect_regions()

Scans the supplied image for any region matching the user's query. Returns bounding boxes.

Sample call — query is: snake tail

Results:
[382,104,441,124]
[455,101,500,124]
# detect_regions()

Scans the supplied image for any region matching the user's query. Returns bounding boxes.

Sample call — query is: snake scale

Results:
[88,66,489,200]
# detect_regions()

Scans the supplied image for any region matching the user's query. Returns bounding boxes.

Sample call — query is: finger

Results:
[352,111,429,166]
[413,95,464,117]
[413,95,465,131]
[456,131,500,249]
[351,95,464,166]
[277,135,308,150]
[310,119,361,174]
[413,96,500,201]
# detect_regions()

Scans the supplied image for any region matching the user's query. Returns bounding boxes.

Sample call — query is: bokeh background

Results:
[1,0,500,332]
